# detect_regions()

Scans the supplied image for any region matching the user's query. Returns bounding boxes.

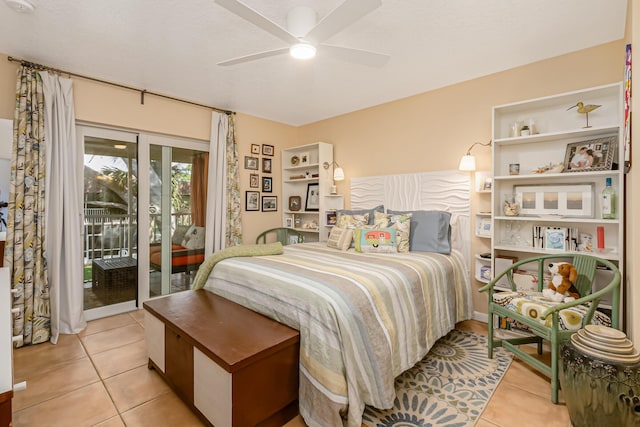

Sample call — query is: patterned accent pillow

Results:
[337,205,384,225]
[326,227,354,251]
[181,225,206,249]
[336,212,370,229]
[354,227,398,253]
[372,212,412,253]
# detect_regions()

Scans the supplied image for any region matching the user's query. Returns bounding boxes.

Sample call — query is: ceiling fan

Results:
[214,0,389,67]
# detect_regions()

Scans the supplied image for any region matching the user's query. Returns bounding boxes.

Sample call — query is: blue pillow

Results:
[387,209,451,254]
[337,204,384,225]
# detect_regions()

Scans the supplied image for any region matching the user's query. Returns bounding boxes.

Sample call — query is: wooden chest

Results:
[143,290,299,427]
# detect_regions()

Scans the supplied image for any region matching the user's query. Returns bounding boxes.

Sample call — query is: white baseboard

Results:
[473,311,488,323]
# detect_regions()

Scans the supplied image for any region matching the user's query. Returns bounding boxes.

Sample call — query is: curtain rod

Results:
[7,56,234,116]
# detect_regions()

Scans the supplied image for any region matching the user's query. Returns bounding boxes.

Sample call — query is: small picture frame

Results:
[262,176,272,192]
[545,227,567,250]
[288,195,301,211]
[285,217,293,228]
[476,217,491,237]
[262,157,272,173]
[244,156,258,170]
[305,183,320,211]
[483,177,493,191]
[251,144,260,155]
[563,136,617,172]
[299,151,310,166]
[326,210,337,226]
[262,196,277,212]
[245,191,259,211]
[249,173,259,188]
[262,144,274,156]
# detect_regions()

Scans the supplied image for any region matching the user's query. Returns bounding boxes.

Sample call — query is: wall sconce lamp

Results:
[458,140,492,171]
[323,161,345,194]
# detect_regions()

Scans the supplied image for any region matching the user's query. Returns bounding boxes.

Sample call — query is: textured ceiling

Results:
[0,0,628,126]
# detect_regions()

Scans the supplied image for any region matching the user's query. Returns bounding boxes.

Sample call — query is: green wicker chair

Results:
[479,253,621,403]
[255,227,304,245]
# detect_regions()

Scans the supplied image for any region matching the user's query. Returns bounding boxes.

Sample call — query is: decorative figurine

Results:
[567,101,601,128]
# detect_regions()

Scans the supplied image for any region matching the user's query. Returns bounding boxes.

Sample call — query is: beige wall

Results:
[298,40,628,320]
[0,38,635,330]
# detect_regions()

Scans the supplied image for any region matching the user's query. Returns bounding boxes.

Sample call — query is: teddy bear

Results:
[542,262,580,303]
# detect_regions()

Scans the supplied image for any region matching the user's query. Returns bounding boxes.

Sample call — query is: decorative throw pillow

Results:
[336,212,370,229]
[172,224,191,245]
[326,227,354,251]
[372,212,412,253]
[387,209,451,254]
[181,225,206,249]
[337,204,384,225]
[354,227,398,253]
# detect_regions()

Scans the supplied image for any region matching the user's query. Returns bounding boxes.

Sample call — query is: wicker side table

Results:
[92,257,137,304]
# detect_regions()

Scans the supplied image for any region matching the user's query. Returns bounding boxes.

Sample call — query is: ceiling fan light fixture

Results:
[290,43,316,60]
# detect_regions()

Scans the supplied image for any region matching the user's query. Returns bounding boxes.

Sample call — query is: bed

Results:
[202,170,472,427]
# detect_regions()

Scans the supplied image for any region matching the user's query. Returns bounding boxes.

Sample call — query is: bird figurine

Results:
[567,101,601,128]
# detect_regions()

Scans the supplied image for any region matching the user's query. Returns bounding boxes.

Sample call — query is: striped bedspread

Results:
[203,243,472,427]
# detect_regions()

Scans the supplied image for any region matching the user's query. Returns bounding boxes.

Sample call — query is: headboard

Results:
[350,170,471,271]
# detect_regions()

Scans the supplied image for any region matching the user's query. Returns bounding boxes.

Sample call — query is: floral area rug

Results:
[362,329,513,427]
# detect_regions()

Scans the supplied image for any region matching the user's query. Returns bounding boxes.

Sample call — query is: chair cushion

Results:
[492,291,611,331]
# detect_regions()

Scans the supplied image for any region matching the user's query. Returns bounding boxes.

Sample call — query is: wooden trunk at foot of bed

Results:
[144,290,300,427]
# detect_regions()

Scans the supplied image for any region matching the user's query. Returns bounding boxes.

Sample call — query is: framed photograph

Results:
[245,191,259,211]
[262,196,277,212]
[483,177,493,191]
[476,217,491,237]
[244,156,258,170]
[262,144,274,156]
[249,173,259,188]
[262,176,272,192]
[326,210,337,226]
[262,157,272,173]
[305,183,320,211]
[514,183,595,218]
[251,144,260,155]
[299,151,310,166]
[289,195,301,211]
[563,136,617,172]
[545,227,567,250]
[285,217,293,228]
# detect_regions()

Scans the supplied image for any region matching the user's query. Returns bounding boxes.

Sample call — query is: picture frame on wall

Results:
[514,183,595,218]
[262,157,272,173]
[262,144,274,156]
[563,136,617,172]
[262,196,277,212]
[245,191,260,211]
[262,176,272,192]
[305,183,320,211]
[244,156,258,170]
[249,173,259,188]
[251,144,260,155]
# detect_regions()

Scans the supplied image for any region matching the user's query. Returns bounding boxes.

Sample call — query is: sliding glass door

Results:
[80,127,138,319]
[148,145,208,298]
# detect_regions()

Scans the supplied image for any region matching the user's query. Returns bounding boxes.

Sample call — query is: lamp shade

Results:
[458,155,476,171]
[333,167,345,181]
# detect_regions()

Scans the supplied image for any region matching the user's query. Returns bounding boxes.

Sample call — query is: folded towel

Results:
[191,242,284,290]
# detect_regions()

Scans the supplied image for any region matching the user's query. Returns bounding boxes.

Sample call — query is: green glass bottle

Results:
[601,177,616,219]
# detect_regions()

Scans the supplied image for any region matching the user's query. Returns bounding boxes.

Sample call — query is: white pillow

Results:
[327,227,354,251]
[181,225,206,249]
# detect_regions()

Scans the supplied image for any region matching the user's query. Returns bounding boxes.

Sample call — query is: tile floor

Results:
[11,312,570,427]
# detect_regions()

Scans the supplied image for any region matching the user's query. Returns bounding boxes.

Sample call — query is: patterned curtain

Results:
[224,116,242,246]
[6,66,50,346]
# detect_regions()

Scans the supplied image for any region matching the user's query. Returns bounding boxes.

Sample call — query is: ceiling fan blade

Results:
[305,0,382,44]
[214,0,299,45]
[217,47,290,66]
[318,44,389,67]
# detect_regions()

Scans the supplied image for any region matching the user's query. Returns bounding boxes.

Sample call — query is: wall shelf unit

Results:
[490,83,625,303]
[282,142,343,242]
